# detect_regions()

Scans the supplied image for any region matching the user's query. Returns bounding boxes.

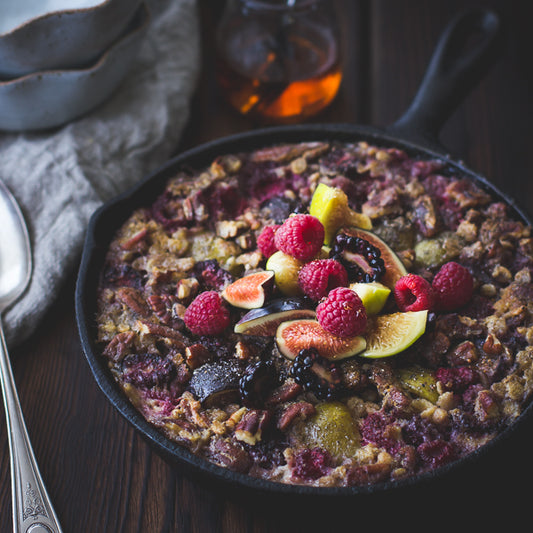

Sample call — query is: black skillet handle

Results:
[386,7,502,151]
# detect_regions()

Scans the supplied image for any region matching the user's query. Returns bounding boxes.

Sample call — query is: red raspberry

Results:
[394,274,435,312]
[183,291,230,335]
[417,440,455,468]
[292,447,332,480]
[360,412,401,454]
[274,214,324,262]
[298,259,348,301]
[432,261,473,311]
[256,224,279,258]
[435,366,478,392]
[316,287,367,337]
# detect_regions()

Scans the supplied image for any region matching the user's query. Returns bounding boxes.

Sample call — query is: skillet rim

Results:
[75,122,533,498]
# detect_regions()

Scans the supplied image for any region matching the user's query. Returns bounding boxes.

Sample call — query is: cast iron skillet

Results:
[76,8,531,499]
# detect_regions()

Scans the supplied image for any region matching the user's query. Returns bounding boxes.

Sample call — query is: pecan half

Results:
[185,343,211,369]
[136,320,186,349]
[265,380,302,406]
[235,410,271,445]
[277,401,315,432]
[116,287,150,316]
[103,331,136,362]
[209,438,252,473]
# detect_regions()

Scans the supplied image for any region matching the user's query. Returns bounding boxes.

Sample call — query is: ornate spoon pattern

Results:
[0,180,62,533]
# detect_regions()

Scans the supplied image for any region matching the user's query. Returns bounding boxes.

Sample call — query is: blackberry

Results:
[330,233,385,283]
[239,360,278,407]
[289,348,342,400]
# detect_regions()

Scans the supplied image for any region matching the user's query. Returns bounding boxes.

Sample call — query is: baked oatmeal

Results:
[95,141,533,487]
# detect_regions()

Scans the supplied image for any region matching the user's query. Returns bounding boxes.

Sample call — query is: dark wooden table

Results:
[2,1,532,531]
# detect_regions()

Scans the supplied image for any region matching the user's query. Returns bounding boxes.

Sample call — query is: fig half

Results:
[188,359,243,406]
[221,270,274,309]
[234,297,316,336]
[276,319,366,361]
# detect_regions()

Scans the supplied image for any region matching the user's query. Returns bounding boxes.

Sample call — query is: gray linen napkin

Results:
[0,0,200,346]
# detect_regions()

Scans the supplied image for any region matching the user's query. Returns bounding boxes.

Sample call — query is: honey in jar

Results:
[216,0,342,123]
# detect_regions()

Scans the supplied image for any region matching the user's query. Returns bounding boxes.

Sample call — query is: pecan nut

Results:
[116,287,150,316]
[209,438,252,473]
[235,409,271,445]
[277,401,315,432]
[185,343,211,370]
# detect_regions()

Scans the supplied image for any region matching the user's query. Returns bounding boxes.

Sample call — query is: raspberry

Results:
[183,291,230,335]
[432,261,473,312]
[435,366,478,393]
[394,274,435,312]
[256,224,280,258]
[292,447,332,480]
[316,287,367,337]
[360,412,401,454]
[298,259,348,301]
[417,440,455,468]
[274,214,324,262]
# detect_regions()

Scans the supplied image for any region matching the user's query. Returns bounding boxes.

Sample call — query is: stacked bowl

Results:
[0,0,150,131]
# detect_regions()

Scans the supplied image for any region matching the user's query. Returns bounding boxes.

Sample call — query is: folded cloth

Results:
[0,0,200,346]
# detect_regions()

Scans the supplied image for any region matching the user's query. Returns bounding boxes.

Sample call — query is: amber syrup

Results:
[216,23,342,123]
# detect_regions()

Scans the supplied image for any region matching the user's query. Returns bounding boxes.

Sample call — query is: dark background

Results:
[2,1,533,531]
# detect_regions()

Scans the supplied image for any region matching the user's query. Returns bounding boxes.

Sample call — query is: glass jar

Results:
[215,0,342,123]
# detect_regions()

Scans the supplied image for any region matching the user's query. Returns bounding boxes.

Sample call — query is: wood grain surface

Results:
[1,1,532,531]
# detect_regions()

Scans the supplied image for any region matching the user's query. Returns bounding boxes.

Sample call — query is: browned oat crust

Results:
[95,141,533,487]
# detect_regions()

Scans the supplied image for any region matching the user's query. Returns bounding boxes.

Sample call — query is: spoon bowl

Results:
[0,180,31,310]
[0,180,63,532]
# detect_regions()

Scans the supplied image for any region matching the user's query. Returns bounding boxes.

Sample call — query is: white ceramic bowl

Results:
[0,2,150,132]
[0,0,142,78]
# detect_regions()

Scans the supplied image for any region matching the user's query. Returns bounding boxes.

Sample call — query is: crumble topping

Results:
[95,141,533,487]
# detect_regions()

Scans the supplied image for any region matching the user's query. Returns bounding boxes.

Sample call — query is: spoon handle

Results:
[0,321,63,533]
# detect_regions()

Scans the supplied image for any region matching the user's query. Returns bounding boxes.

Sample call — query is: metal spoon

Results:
[0,180,62,533]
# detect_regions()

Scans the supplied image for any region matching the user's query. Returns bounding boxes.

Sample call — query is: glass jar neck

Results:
[231,0,324,13]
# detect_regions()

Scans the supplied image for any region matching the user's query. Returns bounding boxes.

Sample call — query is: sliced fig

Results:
[234,297,316,336]
[360,310,428,359]
[221,271,274,309]
[188,358,243,406]
[336,227,407,289]
[276,319,366,361]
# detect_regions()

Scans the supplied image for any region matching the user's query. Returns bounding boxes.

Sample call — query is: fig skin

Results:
[337,227,407,289]
[188,359,243,406]
[295,401,361,458]
[266,251,304,296]
[276,319,366,361]
[360,310,428,358]
[234,297,316,336]
[221,271,274,309]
